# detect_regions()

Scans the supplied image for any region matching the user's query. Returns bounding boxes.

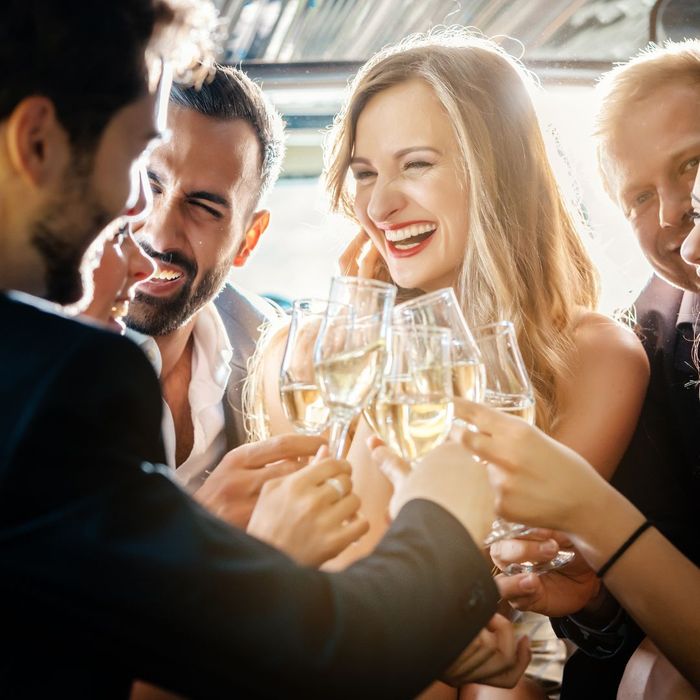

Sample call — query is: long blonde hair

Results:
[324,29,598,432]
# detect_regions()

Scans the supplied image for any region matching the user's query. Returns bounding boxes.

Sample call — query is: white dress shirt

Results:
[129,302,233,493]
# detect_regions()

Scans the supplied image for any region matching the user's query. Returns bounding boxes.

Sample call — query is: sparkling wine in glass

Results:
[314,277,395,459]
[373,326,454,463]
[394,288,485,402]
[279,299,343,435]
[476,321,575,574]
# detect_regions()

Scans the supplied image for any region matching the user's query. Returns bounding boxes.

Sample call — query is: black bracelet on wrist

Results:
[596,520,653,579]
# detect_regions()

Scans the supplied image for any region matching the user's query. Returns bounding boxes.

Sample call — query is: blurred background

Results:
[210,0,700,313]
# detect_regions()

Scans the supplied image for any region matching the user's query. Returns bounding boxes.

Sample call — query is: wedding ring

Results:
[326,477,347,498]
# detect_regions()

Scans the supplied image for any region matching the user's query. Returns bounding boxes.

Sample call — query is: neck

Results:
[155,317,197,380]
[0,183,46,295]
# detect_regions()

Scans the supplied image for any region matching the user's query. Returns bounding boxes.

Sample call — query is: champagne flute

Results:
[476,321,575,574]
[313,277,395,459]
[394,288,485,401]
[279,299,345,435]
[372,326,454,463]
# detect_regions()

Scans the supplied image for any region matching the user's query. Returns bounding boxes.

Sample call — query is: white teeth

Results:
[393,240,423,250]
[153,268,182,281]
[384,223,436,242]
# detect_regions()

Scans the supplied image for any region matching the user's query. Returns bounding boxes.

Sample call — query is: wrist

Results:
[568,483,644,571]
[570,583,620,628]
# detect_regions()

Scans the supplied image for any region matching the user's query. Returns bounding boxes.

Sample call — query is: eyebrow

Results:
[693,192,700,206]
[350,146,442,165]
[147,170,230,209]
[187,191,230,208]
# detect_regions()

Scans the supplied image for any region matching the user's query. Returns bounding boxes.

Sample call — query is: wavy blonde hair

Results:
[324,29,599,432]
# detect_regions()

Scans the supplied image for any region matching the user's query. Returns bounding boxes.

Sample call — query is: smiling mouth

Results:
[150,266,183,282]
[384,223,437,250]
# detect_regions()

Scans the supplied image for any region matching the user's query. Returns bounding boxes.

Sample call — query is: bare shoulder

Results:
[573,310,649,377]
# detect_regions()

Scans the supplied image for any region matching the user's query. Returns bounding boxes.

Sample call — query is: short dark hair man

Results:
[0,2,504,696]
[124,66,287,501]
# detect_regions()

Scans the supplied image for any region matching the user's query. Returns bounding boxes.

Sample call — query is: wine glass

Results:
[313,277,395,459]
[370,325,454,463]
[476,321,575,574]
[279,299,344,435]
[394,288,485,402]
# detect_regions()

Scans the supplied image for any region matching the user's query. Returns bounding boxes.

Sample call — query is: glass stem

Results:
[329,419,350,460]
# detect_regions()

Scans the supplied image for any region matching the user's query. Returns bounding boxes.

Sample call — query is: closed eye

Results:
[404,160,433,171]
[352,169,377,181]
[188,199,224,219]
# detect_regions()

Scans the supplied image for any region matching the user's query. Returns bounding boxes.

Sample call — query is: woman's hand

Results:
[491,533,601,617]
[247,446,369,567]
[338,229,381,277]
[452,399,608,535]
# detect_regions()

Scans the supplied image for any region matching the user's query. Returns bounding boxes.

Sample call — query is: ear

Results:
[233,209,270,267]
[5,96,69,189]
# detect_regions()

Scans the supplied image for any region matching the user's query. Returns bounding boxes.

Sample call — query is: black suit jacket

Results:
[0,293,497,699]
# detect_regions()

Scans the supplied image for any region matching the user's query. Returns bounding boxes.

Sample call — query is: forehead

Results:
[604,83,700,191]
[150,106,262,199]
[354,79,452,151]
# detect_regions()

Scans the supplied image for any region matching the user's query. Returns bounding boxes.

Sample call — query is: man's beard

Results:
[125,242,230,337]
[30,152,110,305]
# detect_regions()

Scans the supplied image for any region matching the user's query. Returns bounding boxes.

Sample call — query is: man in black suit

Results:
[0,1,516,697]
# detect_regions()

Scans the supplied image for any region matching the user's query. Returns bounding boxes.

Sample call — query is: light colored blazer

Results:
[214,282,283,452]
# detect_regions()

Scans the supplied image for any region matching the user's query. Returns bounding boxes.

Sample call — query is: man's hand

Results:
[247,447,369,566]
[441,614,531,688]
[492,532,600,617]
[194,434,326,529]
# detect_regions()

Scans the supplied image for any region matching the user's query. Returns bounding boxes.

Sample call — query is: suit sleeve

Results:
[1,332,497,699]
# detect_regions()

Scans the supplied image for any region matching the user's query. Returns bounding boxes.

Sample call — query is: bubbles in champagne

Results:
[374,395,453,461]
[314,340,385,415]
[452,361,486,401]
[280,382,329,434]
[484,391,536,425]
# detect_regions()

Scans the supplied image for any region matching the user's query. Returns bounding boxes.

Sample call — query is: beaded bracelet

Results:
[596,520,653,578]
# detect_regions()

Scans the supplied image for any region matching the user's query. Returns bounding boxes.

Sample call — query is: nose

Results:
[658,186,692,229]
[680,216,700,269]
[123,230,156,286]
[132,180,183,254]
[366,175,405,225]
[123,162,153,223]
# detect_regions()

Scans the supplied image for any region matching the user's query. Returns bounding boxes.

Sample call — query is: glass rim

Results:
[331,275,397,293]
[292,297,350,314]
[390,324,452,340]
[393,287,457,312]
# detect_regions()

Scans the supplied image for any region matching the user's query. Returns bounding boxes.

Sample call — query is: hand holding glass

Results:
[476,322,574,574]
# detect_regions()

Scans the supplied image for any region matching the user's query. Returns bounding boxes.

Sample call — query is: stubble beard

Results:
[126,259,230,337]
[31,152,110,306]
